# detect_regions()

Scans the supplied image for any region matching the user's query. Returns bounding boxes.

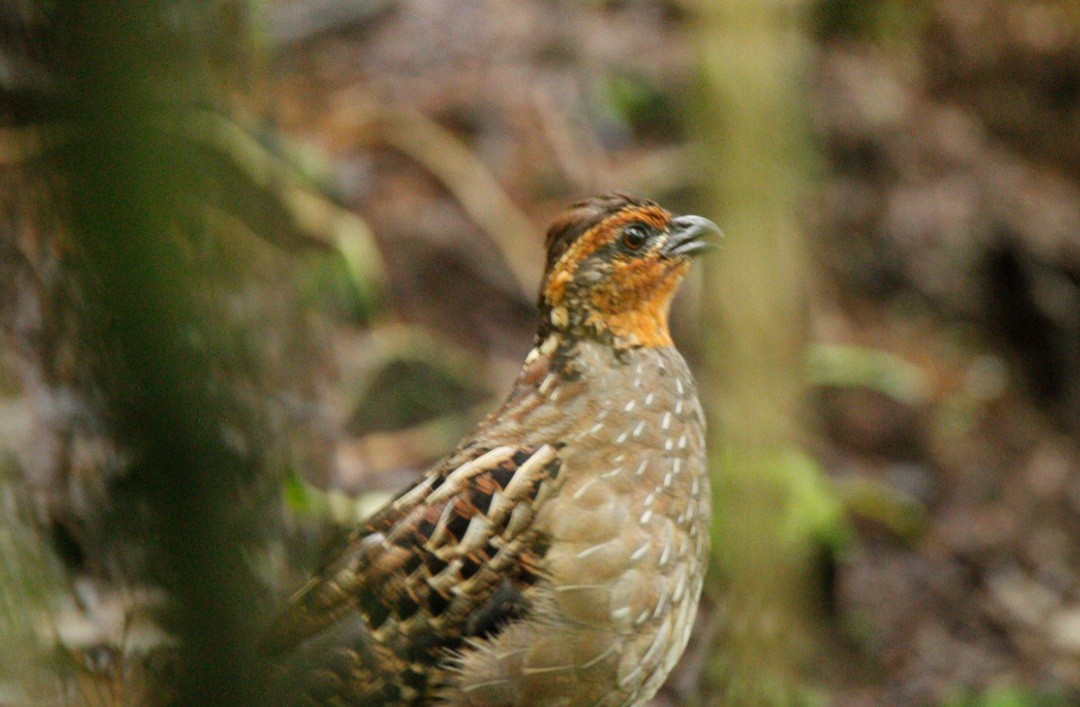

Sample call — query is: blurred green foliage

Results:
[943,685,1076,707]
[836,476,929,542]
[594,72,683,144]
[0,453,63,703]
[777,448,851,555]
[808,344,930,407]
[811,0,927,42]
[299,250,382,323]
[284,471,393,526]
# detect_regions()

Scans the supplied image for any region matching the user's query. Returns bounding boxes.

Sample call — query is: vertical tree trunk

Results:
[684,0,824,703]
[58,3,267,703]
[0,2,281,703]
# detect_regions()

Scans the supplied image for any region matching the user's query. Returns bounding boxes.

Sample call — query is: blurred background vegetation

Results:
[1,0,1079,705]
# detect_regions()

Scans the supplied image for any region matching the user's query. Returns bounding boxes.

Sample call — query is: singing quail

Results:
[262,194,717,706]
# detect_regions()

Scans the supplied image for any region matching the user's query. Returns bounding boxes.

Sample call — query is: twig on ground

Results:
[330,92,543,299]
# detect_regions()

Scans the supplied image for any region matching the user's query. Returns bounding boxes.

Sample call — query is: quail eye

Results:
[621,224,650,251]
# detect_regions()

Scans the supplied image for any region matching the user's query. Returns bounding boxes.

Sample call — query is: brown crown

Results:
[542,193,659,277]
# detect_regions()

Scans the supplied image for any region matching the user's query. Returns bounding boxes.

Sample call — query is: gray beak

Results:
[664,214,721,257]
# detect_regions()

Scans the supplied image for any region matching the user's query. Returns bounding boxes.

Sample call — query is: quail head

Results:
[262,194,717,706]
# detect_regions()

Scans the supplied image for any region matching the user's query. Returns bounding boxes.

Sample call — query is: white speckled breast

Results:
[448,341,710,707]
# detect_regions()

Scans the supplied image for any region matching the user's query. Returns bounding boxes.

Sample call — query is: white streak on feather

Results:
[576,543,608,560]
[659,534,673,566]
[458,515,492,553]
[389,476,435,515]
[505,503,532,536]
[463,679,512,694]
[486,491,514,521]
[580,644,619,669]
[539,334,559,355]
[572,477,598,500]
[502,445,558,500]
[555,583,607,592]
[640,624,668,667]
[672,572,688,603]
[523,665,573,676]
[428,446,518,504]
[651,591,670,620]
[427,557,463,591]
[426,502,459,549]
[618,664,644,690]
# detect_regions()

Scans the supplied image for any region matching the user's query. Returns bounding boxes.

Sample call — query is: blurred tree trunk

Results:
[57,2,266,703]
[684,0,826,703]
[0,1,306,703]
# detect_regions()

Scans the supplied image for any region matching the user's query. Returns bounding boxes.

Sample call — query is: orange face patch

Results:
[587,258,691,348]
[540,204,694,348]
[541,205,671,307]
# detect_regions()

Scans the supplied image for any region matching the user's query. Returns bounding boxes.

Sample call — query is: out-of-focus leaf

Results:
[942,685,1076,707]
[808,344,930,407]
[776,447,852,555]
[283,470,392,525]
[299,249,382,323]
[835,476,929,542]
[594,72,682,145]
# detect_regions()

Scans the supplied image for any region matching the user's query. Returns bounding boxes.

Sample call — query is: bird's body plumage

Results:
[263,195,715,706]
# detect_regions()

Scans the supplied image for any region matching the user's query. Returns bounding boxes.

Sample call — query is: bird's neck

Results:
[537,299,675,350]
